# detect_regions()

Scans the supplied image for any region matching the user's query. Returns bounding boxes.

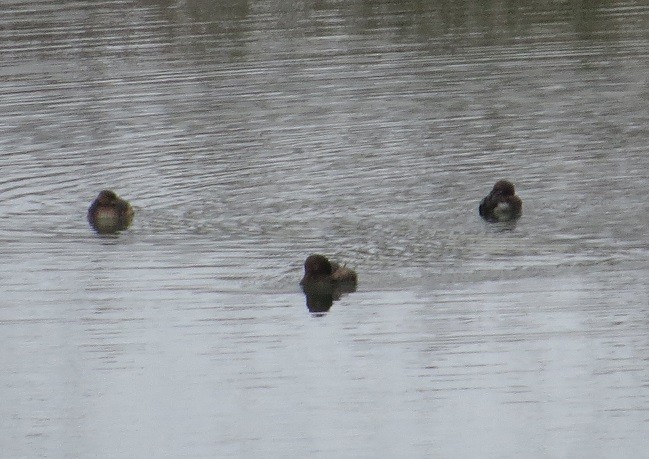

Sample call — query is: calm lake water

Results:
[1,0,648,457]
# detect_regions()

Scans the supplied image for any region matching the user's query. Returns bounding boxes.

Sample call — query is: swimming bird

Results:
[300,254,358,287]
[87,190,134,234]
[479,180,522,223]
[300,254,357,315]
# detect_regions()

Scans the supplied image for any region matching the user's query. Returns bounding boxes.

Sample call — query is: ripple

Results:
[0,1,648,458]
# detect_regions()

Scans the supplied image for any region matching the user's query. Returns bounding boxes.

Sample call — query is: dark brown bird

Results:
[87,190,134,234]
[300,254,357,286]
[479,180,522,223]
[300,254,357,315]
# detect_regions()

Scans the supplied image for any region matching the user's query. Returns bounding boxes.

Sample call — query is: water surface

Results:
[1,1,648,457]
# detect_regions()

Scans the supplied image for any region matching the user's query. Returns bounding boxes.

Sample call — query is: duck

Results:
[479,180,522,223]
[87,190,134,234]
[300,254,358,287]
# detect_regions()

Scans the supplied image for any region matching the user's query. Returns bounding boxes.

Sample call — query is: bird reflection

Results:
[301,281,358,315]
[300,254,357,315]
[303,289,334,315]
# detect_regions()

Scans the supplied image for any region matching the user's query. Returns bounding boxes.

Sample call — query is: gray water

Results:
[1,0,648,457]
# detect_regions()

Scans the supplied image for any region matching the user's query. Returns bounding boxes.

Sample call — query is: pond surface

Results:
[1,0,648,457]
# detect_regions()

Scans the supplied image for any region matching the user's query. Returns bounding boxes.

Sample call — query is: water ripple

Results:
[1,1,648,457]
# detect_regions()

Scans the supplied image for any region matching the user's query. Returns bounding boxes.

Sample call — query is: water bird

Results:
[300,254,358,315]
[300,254,358,286]
[87,190,134,234]
[479,180,522,223]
